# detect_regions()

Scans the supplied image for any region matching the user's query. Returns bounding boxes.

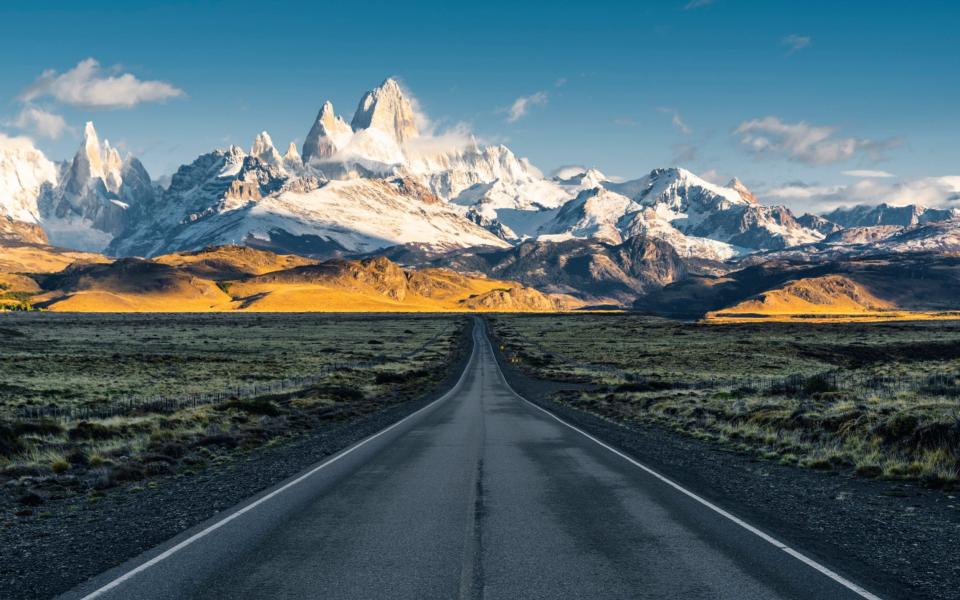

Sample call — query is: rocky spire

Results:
[78,122,104,182]
[250,131,284,167]
[283,142,302,165]
[301,101,353,163]
[350,78,419,144]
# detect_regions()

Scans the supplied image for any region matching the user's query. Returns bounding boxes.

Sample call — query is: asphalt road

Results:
[62,319,881,600]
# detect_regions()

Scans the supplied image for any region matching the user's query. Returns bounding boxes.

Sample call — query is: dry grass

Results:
[0,313,468,506]
[491,314,960,486]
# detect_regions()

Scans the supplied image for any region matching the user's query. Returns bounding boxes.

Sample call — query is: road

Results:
[63,319,880,600]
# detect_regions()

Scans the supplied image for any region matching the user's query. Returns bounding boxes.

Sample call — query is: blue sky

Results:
[1,0,957,210]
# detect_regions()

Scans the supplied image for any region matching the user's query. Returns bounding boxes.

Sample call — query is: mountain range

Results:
[2,77,958,316]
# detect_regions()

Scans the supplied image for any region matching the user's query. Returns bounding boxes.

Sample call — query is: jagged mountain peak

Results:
[302,100,353,163]
[350,77,419,143]
[78,121,105,181]
[726,177,758,204]
[283,142,302,166]
[250,130,284,168]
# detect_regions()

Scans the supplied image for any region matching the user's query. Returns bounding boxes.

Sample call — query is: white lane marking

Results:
[483,333,883,600]
[76,325,481,600]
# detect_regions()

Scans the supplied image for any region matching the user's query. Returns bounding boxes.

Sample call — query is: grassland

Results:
[489,314,960,486]
[0,313,466,509]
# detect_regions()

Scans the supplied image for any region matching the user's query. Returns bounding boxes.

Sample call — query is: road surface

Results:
[63,319,880,600]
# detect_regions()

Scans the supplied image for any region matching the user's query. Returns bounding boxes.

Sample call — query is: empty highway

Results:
[63,319,880,600]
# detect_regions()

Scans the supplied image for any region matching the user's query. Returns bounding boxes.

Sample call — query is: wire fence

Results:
[14,323,462,423]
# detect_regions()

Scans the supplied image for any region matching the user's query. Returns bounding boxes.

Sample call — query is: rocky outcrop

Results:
[0,217,47,244]
[302,101,354,163]
[350,78,419,144]
[406,234,688,305]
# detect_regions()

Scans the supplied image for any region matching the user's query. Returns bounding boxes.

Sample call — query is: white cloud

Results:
[782,34,811,54]
[734,116,896,165]
[403,122,478,157]
[762,176,960,213]
[842,169,896,178]
[684,0,714,9]
[8,106,69,139]
[658,107,692,134]
[20,58,184,109]
[554,77,567,88]
[506,91,548,123]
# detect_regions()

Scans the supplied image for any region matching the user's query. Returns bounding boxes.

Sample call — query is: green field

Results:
[0,313,466,502]
[489,314,960,485]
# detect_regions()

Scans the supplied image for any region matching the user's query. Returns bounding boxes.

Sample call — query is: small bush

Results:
[13,419,64,437]
[0,424,23,457]
[375,369,428,385]
[69,421,118,441]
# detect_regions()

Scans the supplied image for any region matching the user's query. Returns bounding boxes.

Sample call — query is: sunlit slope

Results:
[153,245,318,280]
[36,259,235,312]
[0,241,109,273]
[227,257,581,312]
[19,249,578,313]
[707,275,893,316]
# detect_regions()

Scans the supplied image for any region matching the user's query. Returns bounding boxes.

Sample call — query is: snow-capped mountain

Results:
[107,138,506,257]
[40,122,161,251]
[824,203,960,228]
[0,132,57,240]
[2,76,958,289]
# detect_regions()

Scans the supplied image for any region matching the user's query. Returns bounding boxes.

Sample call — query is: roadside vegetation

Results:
[489,314,960,487]
[0,313,466,515]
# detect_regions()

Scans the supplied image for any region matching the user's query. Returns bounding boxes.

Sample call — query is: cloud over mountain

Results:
[734,116,896,165]
[20,58,184,109]
[507,91,548,123]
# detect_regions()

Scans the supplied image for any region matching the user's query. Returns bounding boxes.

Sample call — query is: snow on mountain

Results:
[0,133,57,226]
[350,77,419,144]
[301,101,354,164]
[6,76,958,280]
[250,131,285,171]
[497,187,640,244]
[607,168,824,250]
[872,220,960,254]
[824,203,960,228]
[726,178,758,204]
[283,142,302,171]
[107,138,506,258]
[39,122,158,251]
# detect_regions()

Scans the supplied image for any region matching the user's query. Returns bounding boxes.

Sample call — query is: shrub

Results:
[0,424,23,457]
[69,421,118,441]
[375,369,428,385]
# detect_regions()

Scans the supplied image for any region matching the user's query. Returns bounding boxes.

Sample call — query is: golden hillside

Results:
[226,257,581,312]
[153,245,318,280]
[0,241,109,274]
[706,274,957,323]
[0,243,578,313]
